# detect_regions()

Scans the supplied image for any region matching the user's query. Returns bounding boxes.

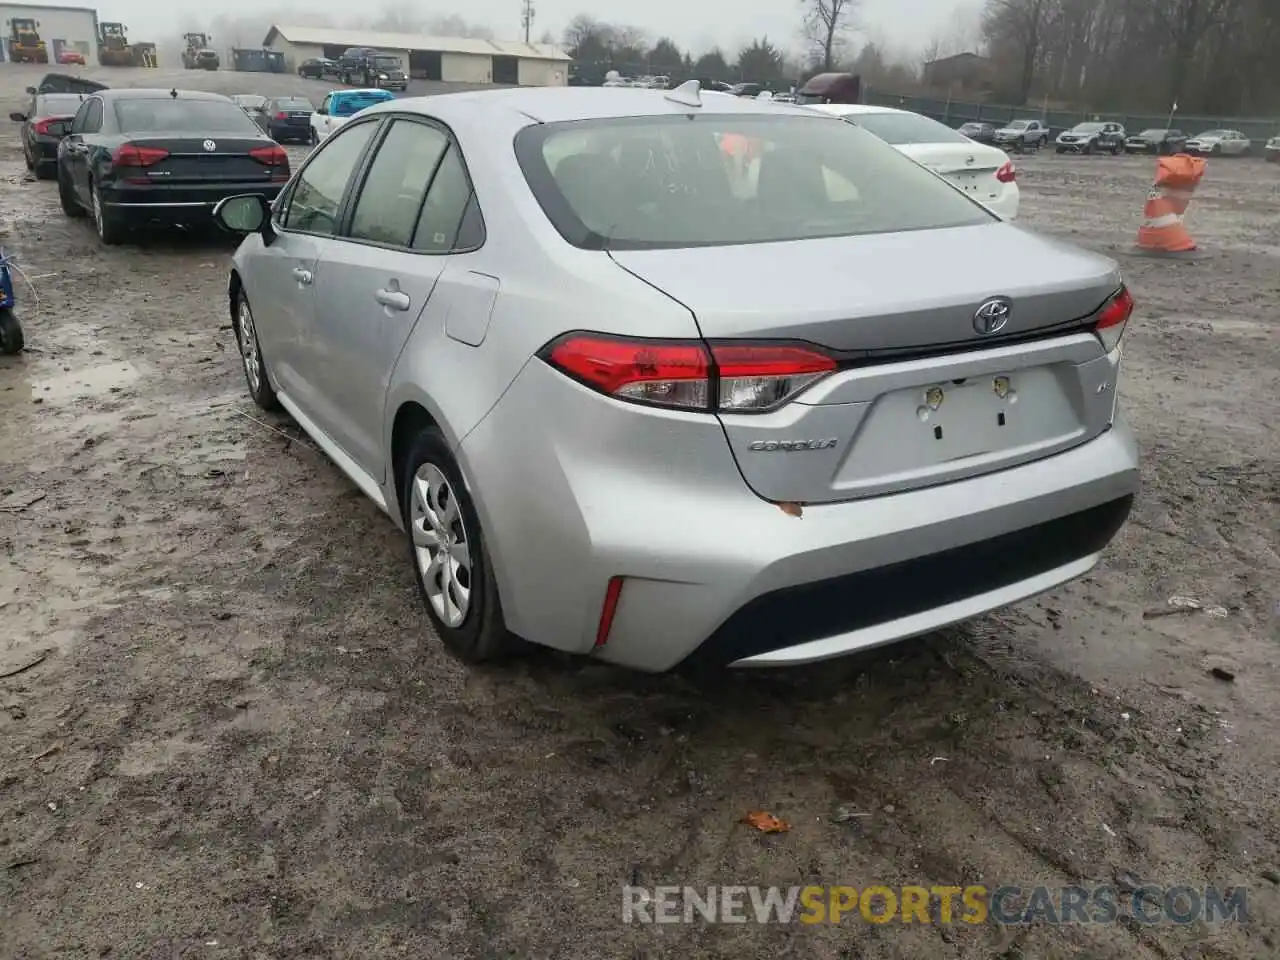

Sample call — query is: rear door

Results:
[249,118,381,413]
[65,95,102,201]
[308,116,476,476]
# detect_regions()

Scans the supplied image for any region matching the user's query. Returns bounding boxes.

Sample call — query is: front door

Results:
[256,118,381,418]
[308,117,477,476]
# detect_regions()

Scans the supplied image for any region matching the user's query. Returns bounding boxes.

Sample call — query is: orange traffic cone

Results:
[1134,154,1207,256]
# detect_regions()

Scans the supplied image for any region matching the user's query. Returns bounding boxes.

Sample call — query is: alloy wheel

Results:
[237,299,261,394]
[409,463,472,628]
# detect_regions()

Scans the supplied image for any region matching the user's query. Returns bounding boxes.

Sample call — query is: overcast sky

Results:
[104,0,982,60]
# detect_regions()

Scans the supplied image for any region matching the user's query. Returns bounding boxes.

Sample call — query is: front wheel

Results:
[233,289,279,411]
[309,126,319,145]
[0,309,23,355]
[402,428,511,663]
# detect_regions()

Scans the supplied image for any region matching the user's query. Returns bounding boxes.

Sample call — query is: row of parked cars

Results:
[958,119,1275,157]
[230,88,398,144]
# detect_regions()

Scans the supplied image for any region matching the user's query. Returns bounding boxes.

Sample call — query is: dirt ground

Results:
[1,65,1277,959]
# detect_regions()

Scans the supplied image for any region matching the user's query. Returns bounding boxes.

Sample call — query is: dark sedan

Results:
[257,96,314,143]
[297,57,334,79]
[1124,128,1188,155]
[957,121,997,144]
[56,89,289,245]
[10,91,83,178]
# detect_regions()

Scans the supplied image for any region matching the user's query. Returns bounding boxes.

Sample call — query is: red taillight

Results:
[595,576,625,648]
[250,144,290,181]
[996,160,1016,183]
[540,333,837,412]
[112,144,169,167]
[274,111,288,120]
[1093,286,1134,352]
[32,116,68,137]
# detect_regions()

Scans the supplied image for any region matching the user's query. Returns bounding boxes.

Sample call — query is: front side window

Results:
[517,113,993,251]
[349,119,449,247]
[282,120,378,235]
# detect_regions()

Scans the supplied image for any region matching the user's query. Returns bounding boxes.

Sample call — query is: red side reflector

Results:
[594,576,625,648]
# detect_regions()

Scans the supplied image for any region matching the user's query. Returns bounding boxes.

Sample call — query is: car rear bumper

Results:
[33,136,60,164]
[269,121,311,140]
[103,183,283,219]
[458,356,1141,673]
[983,183,1019,220]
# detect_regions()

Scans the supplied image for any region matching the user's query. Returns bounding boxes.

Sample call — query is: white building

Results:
[263,25,571,87]
[0,1,97,64]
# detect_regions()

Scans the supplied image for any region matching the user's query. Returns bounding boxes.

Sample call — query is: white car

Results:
[309,88,396,144]
[808,104,1020,220]
[1184,129,1252,156]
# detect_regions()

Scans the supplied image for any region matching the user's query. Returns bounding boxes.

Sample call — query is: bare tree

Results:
[982,0,1056,103]
[801,0,859,71]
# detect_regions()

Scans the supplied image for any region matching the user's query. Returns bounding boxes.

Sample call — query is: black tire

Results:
[309,126,318,145]
[23,144,34,171]
[34,161,55,180]
[89,181,126,245]
[1083,142,1094,155]
[0,308,23,355]
[1211,144,1222,155]
[232,288,279,411]
[1056,147,1065,154]
[401,427,511,663]
[57,166,84,218]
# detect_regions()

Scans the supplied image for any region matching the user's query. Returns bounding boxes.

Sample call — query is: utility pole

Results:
[520,0,535,43]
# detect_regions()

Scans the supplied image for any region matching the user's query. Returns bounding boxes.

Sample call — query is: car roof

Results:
[96,88,234,102]
[358,85,826,126]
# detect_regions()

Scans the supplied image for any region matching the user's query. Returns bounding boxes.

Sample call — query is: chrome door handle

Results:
[375,288,411,311]
[291,267,313,285]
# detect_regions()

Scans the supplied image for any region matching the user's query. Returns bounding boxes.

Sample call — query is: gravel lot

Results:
[1,65,1277,959]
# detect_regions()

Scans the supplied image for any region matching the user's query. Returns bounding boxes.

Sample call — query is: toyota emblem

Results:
[203,139,217,152]
[973,298,1012,335]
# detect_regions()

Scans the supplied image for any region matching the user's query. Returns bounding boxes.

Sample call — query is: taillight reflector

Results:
[250,144,291,181]
[996,160,1016,183]
[112,144,169,167]
[595,576,625,648]
[274,111,288,120]
[541,333,836,413]
[1093,286,1134,352]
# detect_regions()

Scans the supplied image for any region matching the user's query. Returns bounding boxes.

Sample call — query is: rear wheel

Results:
[0,309,23,355]
[89,181,126,245]
[309,126,318,145]
[401,428,511,663]
[34,161,55,180]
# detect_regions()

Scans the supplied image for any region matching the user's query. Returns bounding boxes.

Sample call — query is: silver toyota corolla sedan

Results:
[214,83,1140,673]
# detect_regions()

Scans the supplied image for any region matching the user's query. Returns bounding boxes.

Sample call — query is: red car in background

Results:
[57,49,86,65]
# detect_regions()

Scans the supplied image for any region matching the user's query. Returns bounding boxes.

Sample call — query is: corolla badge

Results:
[973,298,1012,335]
[203,139,217,152]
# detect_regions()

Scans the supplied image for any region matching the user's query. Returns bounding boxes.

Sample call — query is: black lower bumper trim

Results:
[685,495,1134,667]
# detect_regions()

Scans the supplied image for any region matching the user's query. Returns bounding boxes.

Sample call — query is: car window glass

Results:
[84,99,103,133]
[70,99,90,133]
[414,143,475,252]
[319,94,331,114]
[283,121,378,235]
[349,120,449,247]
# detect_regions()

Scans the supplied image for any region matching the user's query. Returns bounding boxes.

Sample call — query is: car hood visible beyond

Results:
[608,223,1121,351]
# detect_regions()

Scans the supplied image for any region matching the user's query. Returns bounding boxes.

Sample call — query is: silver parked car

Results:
[215,84,1140,673]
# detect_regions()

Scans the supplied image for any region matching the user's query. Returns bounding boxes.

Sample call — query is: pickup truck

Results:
[309,88,396,144]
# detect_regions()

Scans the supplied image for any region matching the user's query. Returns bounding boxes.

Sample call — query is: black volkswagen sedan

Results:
[56,89,290,245]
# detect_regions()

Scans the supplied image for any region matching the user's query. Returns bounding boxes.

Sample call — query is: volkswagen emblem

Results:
[973,298,1012,335]
[203,139,217,152]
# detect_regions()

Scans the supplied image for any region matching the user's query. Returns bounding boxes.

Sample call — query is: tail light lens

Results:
[274,112,288,120]
[112,144,169,167]
[540,334,837,413]
[996,161,1016,183]
[250,144,290,181]
[32,117,68,137]
[1093,286,1134,353]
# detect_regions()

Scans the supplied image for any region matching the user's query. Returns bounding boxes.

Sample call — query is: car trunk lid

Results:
[609,222,1124,504]
[119,134,282,184]
[894,142,1007,208]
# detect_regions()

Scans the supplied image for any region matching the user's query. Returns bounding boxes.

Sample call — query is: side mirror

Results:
[10,112,26,122]
[214,194,273,242]
[316,106,328,116]
[25,86,36,95]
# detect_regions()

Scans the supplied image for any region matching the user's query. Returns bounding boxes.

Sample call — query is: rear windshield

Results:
[332,93,392,116]
[276,98,313,110]
[845,112,969,145]
[37,94,85,115]
[516,114,994,251]
[114,99,262,134]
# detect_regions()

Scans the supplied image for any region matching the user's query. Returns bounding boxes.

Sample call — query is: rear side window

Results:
[114,99,260,134]
[413,145,477,252]
[516,113,993,251]
[847,112,969,145]
[349,120,449,247]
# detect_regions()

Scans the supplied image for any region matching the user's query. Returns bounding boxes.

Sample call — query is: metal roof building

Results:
[263,25,571,87]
